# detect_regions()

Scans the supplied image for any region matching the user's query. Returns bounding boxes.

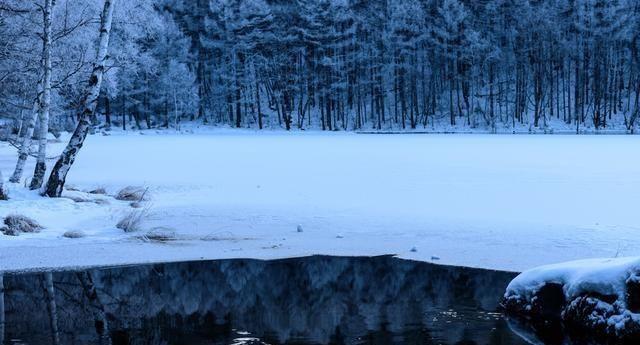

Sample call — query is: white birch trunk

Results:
[44,0,116,197]
[30,0,54,190]
[9,88,41,184]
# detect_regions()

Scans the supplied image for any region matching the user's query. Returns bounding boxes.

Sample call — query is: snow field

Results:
[1,130,640,272]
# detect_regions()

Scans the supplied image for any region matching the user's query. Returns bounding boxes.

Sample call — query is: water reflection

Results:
[1,255,526,345]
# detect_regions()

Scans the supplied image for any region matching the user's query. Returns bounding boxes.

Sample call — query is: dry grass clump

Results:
[88,187,107,195]
[1,214,44,236]
[116,208,147,232]
[65,185,80,192]
[61,191,109,205]
[136,227,178,242]
[115,186,149,202]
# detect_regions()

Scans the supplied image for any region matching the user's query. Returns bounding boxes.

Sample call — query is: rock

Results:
[297,225,303,233]
[626,273,640,313]
[502,280,640,343]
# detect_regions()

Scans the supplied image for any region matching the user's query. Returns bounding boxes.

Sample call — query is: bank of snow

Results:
[2,130,640,273]
[504,257,640,340]
[506,257,640,302]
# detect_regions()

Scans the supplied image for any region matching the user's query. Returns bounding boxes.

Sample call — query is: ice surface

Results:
[1,129,640,272]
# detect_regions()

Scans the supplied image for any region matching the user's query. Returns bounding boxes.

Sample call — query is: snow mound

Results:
[506,257,640,301]
[503,257,640,341]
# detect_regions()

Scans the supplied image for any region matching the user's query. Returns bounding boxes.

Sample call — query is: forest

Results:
[1,0,640,133]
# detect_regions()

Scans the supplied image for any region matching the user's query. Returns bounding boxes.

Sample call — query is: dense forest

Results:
[1,0,640,133]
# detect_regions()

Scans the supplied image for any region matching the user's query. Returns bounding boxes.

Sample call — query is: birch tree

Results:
[30,0,54,190]
[8,0,53,185]
[9,86,42,184]
[44,0,116,198]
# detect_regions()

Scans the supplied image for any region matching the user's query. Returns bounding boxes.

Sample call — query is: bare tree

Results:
[44,0,116,197]
[9,85,42,184]
[9,0,54,185]
[30,0,54,190]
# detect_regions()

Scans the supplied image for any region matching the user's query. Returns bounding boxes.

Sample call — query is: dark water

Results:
[0,256,533,345]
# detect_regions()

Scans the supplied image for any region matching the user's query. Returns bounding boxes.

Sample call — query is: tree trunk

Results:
[0,170,7,200]
[105,96,111,128]
[121,93,126,130]
[42,272,60,345]
[10,84,41,184]
[30,0,54,190]
[256,81,262,130]
[44,0,116,198]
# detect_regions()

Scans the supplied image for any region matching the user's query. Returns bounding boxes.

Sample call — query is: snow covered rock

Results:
[502,257,640,342]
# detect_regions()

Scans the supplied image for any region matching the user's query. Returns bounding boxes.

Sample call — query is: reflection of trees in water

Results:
[2,256,518,345]
[0,274,4,345]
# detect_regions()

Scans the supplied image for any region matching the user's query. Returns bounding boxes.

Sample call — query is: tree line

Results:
[1,0,640,135]
[173,0,640,132]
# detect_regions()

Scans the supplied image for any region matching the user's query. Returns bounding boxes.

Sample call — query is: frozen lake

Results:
[2,131,640,272]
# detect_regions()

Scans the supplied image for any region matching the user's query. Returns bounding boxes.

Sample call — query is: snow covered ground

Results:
[1,129,640,273]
